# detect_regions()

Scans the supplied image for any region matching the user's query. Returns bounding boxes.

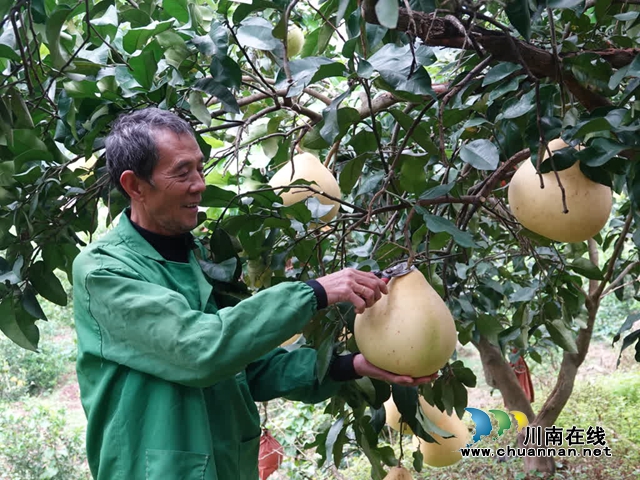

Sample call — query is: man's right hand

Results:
[315,268,388,314]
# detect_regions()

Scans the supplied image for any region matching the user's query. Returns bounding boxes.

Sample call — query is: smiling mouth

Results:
[184,203,199,208]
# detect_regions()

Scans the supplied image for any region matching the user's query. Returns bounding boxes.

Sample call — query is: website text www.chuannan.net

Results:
[460,445,613,458]
[460,425,612,458]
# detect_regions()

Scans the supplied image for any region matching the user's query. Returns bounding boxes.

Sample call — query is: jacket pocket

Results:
[238,435,260,480]
[146,449,214,480]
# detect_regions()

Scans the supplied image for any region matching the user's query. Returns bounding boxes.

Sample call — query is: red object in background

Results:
[258,429,284,480]
[510,349,534,403]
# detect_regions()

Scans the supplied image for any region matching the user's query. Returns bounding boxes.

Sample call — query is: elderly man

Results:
[73,107,434,480]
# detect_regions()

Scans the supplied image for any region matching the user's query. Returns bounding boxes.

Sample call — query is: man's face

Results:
[132,129,206,236]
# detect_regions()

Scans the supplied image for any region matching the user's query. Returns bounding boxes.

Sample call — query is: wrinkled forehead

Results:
[151,128,204,168]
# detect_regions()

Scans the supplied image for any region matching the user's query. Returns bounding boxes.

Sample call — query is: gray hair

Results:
[105,107,195,198]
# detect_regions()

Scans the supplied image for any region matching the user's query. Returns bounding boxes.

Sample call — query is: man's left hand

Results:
[352,353,439,387]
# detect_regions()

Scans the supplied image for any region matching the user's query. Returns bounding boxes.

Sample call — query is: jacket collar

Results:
[115,210,166,261]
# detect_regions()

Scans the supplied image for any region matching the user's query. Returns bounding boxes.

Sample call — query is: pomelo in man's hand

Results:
[354,269,457,377]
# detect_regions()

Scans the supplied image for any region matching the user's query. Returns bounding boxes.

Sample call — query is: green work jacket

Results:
[73,213,341,480]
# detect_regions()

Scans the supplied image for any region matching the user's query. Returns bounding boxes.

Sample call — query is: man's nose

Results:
[190,172,206,193]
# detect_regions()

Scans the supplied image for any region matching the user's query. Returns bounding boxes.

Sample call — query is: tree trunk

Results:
[474,335,556,475]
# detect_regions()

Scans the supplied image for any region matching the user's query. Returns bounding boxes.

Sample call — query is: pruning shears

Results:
[372,263,416,284]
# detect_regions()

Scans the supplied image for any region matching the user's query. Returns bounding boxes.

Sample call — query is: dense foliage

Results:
[0,0,639,476]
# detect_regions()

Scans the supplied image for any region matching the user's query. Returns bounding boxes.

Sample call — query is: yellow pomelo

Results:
[412,401,469,468]
[281,333,301,347]
[269,152,341,222]
[383,466,414,480]
[354,270,457,377]
[384,397,414,434]
[287,26,304,57]
[246,258,271,289]
[508,139,612,243]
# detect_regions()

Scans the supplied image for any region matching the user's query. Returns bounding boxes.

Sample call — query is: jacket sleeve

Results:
[81,266,318,388]
[244,347,341,403]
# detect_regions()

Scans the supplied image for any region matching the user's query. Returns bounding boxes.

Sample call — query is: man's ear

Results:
[120,170,146,201]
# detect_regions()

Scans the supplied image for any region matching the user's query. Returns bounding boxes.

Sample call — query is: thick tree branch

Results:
[361,2,616,113]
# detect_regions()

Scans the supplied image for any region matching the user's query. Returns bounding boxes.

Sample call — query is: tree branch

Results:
[601,261,640,297]
[361,3,614,113]
[594,210,634,300]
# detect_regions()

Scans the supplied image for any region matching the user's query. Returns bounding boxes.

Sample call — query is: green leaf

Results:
[201,184,238,207]
[123,20,174,54]
[339,156,366,194]
[509,286,537,303]
[302,106,358,150]
[368,44,434,96]
[189,91,211,127]
[163,0,189,23]
[566,54,616,97]
[92,4,118,40]
[576,138,626,167]
[389,109,438,155]
[419,182,455,200]
[579,164,612,188]
[617,329,640,365]
[236,17,280,50]
[193,79,240,114]
[375,0,399,29]
[198,257,238,283]
[568,257,604,280]
[376,446,398,467]
[232,1,281,24]
[450,361,477,388]
[489,75,524,102]
[613,313,640,345]
[614,12,640,21]
[499,89,536,119]
[325,417,345,466]
[29,261,68,306]
[460,139,500,171]
[505,0,531,40]
[417,209,478,248]
[45,6,73,70]
[571,117,612,137]
[399,154,428,194]
[451,378,468,419]
[21,286,47,320]
[477,314,503,345]
[547,0,584,8]
[129,44,160,90]
[0,161,15,186]
[0,298,39,352]
[413,449,424,472]
[320,91,352,144]
[626,55,640,78]
[353,416,387,480]
[546,320,578,353]
[316,333,334,382]
[210,56,242,90]
[483,62,522,86]
[274,58,347,98]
